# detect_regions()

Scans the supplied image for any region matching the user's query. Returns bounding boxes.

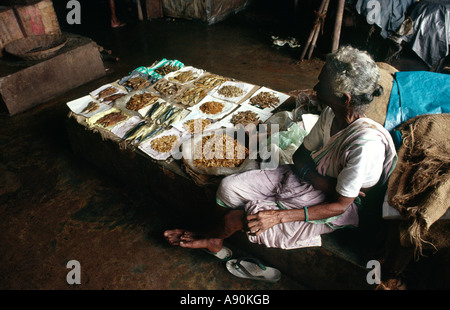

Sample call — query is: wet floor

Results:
[0,0,448,294]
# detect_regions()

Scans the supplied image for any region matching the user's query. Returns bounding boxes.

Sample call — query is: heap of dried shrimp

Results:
[183,119,211,133]
[193,134,248,168]
[150,135,178,153]
[199,101,225,115]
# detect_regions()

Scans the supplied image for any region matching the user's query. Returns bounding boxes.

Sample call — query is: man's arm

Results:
[246,194,355,236]
[292,144,337,198]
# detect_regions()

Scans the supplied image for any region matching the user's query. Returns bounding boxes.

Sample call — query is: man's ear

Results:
[343,93,352,106]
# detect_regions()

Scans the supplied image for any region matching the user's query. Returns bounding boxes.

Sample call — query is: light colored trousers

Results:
[216,165,359,249]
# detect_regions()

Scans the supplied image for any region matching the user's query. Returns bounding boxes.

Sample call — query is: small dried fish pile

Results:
[155,64,179,76]
[126,93,159,111]
[193,134,248,168]
[96,86,118,100]
[102,93,125,102]
[168,70,197,84]
[178,87,208,107]
[199,101,225,115]
[249,91,280,108]
[81,101,99,114]
[217,85,244,98]
[123,77,151,90]
[194,74,227,88]
[183,118,211,133]
[150,135,178,153]
[153,80,180,96]
[94,111,127,128]
[230,110,261,126]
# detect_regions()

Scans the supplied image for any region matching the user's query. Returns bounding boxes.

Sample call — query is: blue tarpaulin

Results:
[385,71,450,145]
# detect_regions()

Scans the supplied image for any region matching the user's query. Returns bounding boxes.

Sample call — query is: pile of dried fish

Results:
[126,93,159,111]
[123,77,151,90]
[249,91,280,108]
[150,135,178,153]
[168,70,197,84]
[194,74,227,88]
[153,80,180,96]
[81,101,99,114]
[122,102,186,144]
[217,85,244,98]
[94,111,127,128]
[193,134,248,168]
[183,118,211,133]
[155,64,179,76]
[199,101,225,115]
[178,87,208,107]
[230,110,261,126]
[102,93,126,102]
[96,86,118,100]
[122,122,157,144]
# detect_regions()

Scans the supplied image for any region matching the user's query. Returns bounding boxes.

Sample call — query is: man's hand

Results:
[246,210,281,236]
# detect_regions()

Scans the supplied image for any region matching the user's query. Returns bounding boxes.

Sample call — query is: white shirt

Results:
[302,107,387,197]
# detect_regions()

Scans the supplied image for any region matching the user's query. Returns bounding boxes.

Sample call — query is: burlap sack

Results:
[365,62,398,126]
[387,113,450,256]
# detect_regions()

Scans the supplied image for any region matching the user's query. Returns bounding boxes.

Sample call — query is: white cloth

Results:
[303,107,389,198]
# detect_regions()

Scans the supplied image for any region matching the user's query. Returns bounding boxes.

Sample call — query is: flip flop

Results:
[226,257,281,282]
[203,246,232,261]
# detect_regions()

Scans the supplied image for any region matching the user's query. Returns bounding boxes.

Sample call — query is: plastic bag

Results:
[261,111,308,168]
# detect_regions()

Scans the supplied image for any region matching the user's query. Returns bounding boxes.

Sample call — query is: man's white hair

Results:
[325,46,380,98]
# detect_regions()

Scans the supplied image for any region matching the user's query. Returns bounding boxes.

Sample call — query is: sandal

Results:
[203,246,232,261]
[226,257,281,282]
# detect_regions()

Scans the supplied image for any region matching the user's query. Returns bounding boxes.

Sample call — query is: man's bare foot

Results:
[164,229,223,253]
[164,229,187,245]
[179,236,224,254]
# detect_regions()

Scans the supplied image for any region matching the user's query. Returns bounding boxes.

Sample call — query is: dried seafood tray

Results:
[244,86,291,112]
[66,95,112,118]
[138,128,188,161]
[209,81,258,104]
[190,133,249,169]
[147,59,184,81]
[114,89,163,117]
[194,73,228,89]
[151,78,182,98]
[175,85,209,107]
[188,95,237,120]
[220,103,272,129]
[164,66,205,85]
[89,84,127,105]
[118,71,157,92]
[86,107,132,130]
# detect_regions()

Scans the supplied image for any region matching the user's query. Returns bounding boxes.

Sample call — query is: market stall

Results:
[65,59,299,221]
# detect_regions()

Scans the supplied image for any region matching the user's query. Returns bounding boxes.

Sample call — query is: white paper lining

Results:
[209,81,257,103]
[243,86,291,112]
[66,95,111,118]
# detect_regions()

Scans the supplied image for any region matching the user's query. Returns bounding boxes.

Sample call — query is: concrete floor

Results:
[0,1,447,293]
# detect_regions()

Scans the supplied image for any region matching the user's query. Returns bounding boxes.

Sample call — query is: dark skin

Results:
[164,65,367,252]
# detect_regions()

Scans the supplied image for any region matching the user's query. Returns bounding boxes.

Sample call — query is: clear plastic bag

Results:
[262,111,308,168]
